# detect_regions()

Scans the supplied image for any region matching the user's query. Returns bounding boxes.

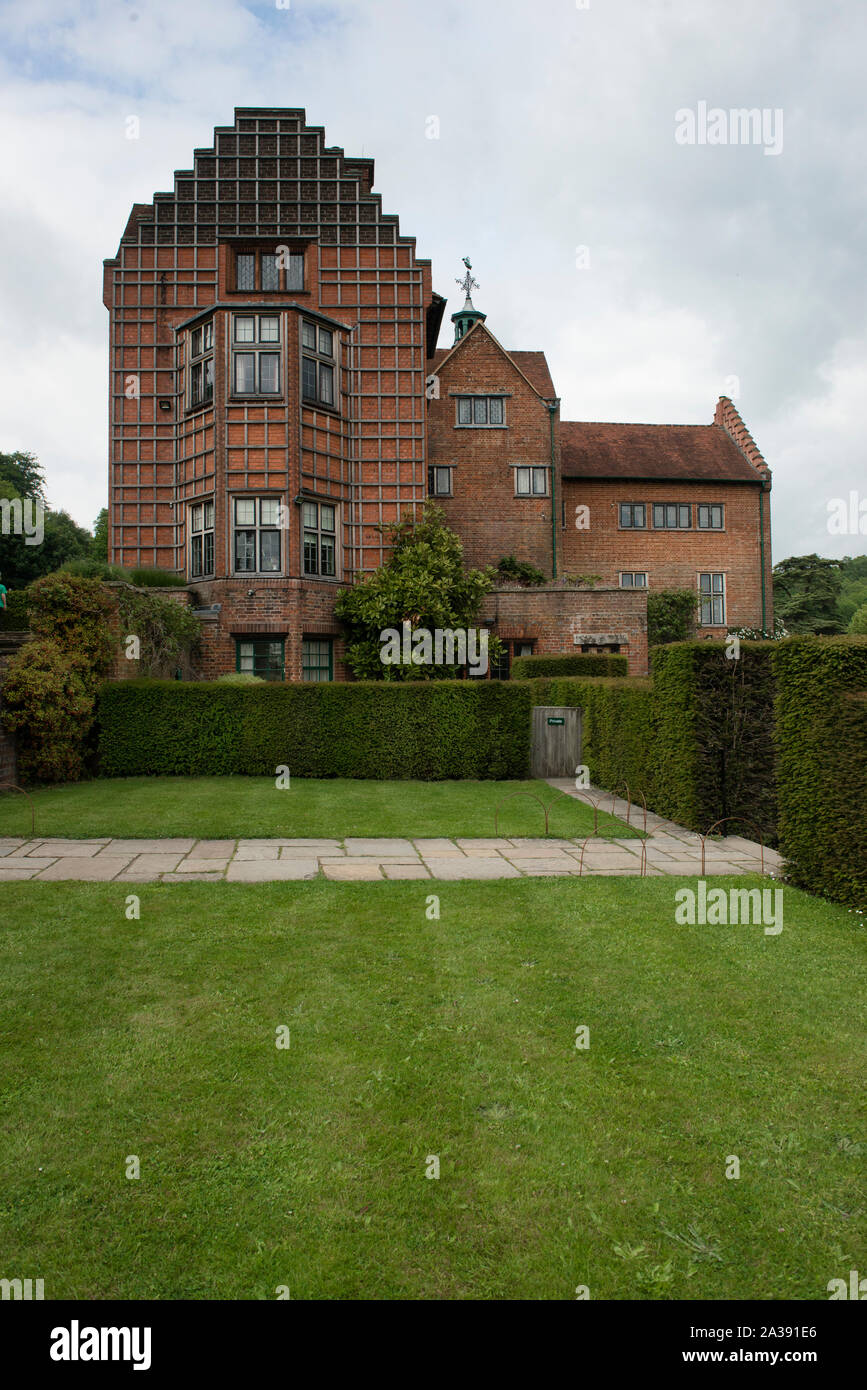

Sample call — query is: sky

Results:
[0,0,864,562]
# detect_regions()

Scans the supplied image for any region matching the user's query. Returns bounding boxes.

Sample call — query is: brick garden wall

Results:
[480,584,648,676]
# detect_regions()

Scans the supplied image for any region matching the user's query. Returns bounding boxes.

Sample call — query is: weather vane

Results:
[456,256,478,302]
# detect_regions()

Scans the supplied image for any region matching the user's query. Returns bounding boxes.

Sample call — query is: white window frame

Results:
[231,315,281,397]
[189,499,215,578]
[698,572,726,626]
[232,496,283,575]
[619,572,648,589]
[514,466,548,496]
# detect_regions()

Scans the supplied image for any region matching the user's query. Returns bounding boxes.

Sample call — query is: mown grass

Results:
[0,777,641,841]
[0,877,863,1300]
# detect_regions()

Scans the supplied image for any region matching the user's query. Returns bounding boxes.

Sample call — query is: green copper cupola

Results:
[451,257,486,343]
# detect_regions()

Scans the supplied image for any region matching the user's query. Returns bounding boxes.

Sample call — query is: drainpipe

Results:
[547,399,560,579]
[759,482,767,631]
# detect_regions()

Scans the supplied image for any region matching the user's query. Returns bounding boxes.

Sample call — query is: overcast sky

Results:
[0,0,864,562]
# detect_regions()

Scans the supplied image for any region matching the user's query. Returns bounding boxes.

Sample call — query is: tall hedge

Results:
[96,679,532,780]
[772,636,867,906]
[651,642,777,839]
[511,654,628,679]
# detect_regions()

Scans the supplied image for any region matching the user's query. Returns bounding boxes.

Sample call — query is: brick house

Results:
[104,107,773,681]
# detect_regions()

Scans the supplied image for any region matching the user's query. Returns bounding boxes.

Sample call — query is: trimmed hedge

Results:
[96,678,532,780]
[651,642,777,839]
[772,636,867,906]
[527,640,778,840]
[525,676,654,797]
[511,654,628,679]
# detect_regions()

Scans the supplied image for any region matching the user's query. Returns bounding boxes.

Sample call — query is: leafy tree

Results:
[0,450,45,502]
[837,554,867,627]
[91,508,109,562]
[848,602,867,634]
[647,588,699,646]
[0,448,92,590]
[334,502,500,679]
[772,554,844,634]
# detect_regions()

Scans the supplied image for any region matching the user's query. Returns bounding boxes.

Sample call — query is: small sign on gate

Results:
[547,717,565,726]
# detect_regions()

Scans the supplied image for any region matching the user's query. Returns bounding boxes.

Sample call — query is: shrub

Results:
[495,556,547,586]
[96,679,532,780]
[115,588,201,678]
[26,572,116,693]
[511,654,628,679]
[647,588,699,646]
[214,672,265,685]
[773,635,867,906]
[0,640,93,783]
[0,589,30,631]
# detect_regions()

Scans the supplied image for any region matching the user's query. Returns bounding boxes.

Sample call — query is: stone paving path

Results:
[0,781,782,883]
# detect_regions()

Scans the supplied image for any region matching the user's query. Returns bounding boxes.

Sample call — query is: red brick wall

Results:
[191,577,346,681]
[561,479,772,634]
[427,326,558,575]
[480,584,648,676]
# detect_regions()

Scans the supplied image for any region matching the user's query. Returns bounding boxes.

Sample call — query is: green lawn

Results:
[0,777,641,841]
[0,878,863,1300]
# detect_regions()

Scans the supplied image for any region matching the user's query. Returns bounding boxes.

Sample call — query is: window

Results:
[302,638,333,682]
[699,572,726,626]
[301,321,337,408]
[302,500,337,577]
[697,503,725,529]
[236,639,284,681]
[427,466,453,496]
[234,248,304,293]
[515,466,548,496]
[232,315,280,395]
[455,396,506,427]
[188,320,214,408]
[619,503,646,528]
[233,497,282,573]
[189,500,215,578]
[620,572,647,588]
[653,503,691,529]
[491,639,535,681]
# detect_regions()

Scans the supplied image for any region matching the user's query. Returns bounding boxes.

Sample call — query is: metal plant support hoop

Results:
[700,817,766,876]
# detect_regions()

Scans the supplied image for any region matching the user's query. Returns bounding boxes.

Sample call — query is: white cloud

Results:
[0,0,864,563]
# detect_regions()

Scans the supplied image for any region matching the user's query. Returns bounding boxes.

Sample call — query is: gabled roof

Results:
[560,414,768,484]
[429,322,556,400]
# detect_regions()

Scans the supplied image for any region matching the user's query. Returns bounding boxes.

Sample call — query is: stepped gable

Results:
[107,106,427,261]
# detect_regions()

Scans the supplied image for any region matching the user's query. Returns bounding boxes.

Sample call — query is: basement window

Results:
[236,638,285,681]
